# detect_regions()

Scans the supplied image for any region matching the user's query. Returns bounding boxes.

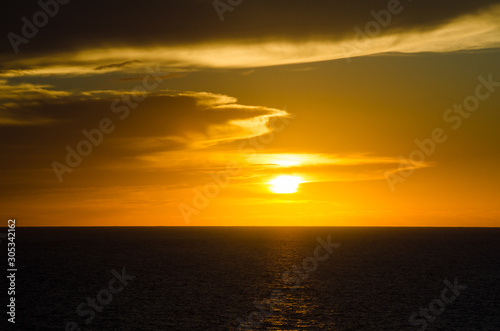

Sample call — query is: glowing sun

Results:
[267,175,304,194]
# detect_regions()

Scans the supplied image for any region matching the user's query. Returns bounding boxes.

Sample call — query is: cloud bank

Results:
[1,0,499,76]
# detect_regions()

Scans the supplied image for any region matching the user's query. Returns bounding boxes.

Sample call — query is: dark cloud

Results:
[94,60,142,71]
[118,73,186,82]
[0,89,288,193]
[1,0,499,58]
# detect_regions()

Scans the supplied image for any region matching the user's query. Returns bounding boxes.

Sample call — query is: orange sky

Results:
[1,1,500,226]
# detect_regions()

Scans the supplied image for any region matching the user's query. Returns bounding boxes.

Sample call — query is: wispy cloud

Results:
[0,86,290,181]
[94,60,143,71]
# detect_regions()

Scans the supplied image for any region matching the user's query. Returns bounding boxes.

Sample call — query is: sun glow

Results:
[267,175,305,194]
[271,158,301,167]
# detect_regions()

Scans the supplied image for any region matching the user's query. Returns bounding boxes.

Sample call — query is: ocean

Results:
[7,227,500,330]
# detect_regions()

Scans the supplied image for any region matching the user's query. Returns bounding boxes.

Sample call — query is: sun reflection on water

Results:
[246,228,337,330]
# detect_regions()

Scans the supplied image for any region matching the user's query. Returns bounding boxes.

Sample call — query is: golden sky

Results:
[1,0,500,226]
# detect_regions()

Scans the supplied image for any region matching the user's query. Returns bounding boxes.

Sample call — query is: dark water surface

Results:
[6,227,500,330]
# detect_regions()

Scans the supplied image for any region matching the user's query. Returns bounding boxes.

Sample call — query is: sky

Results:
[1,0,500,226]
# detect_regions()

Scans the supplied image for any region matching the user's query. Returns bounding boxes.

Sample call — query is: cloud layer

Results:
[1,0,500,76]
[0,82,289,191]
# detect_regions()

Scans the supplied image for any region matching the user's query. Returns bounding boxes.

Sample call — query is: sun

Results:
[267,175,304,194]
